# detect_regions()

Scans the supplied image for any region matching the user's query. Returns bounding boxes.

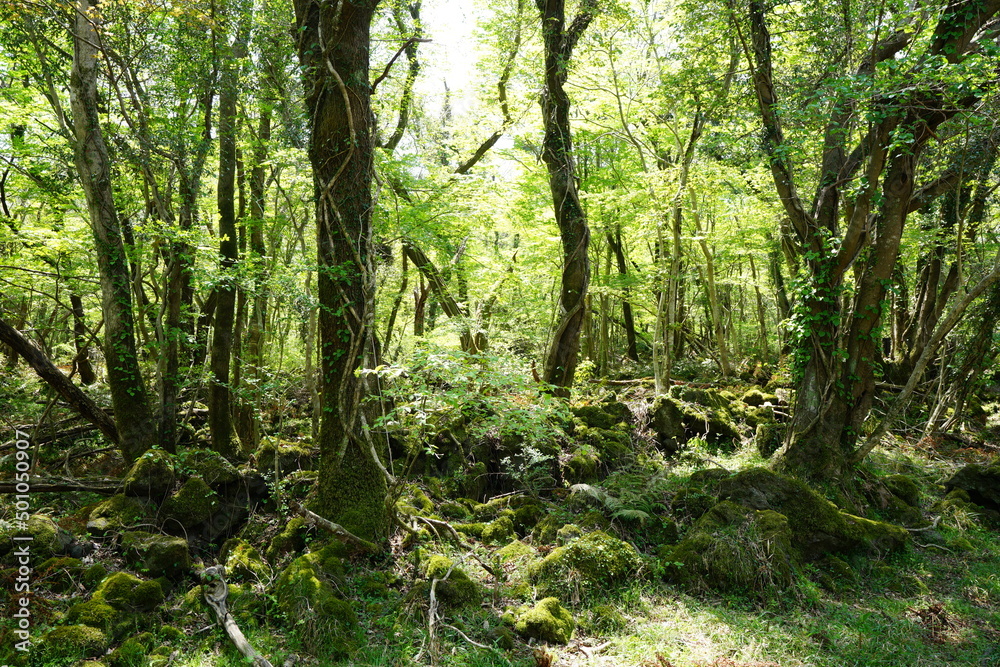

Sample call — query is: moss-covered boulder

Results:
[755,422,784,458]
[515,598,575,644]
[124,449,176,499]
[94,572,165,612]
[438,500,472,521]
[650,395,687,454]
[512,499,545,534]
[160,477,218,532]
[87,495,153,535]
[255,438,317,476]
[718,468,908,558]
[66,599,119,633]
[37,556,84,593]
[583,427,634,470]
[0,514,72,562]
[497,539,534,563]
[120,531,191,580]
[530,530,641,597]
[563,447,600,484]
[945,462,1000,510]
[273,544,356,657]
[221,538,270,582]
[572,402,632,430]
[33,625,107,662]
[107,632,156,667]
[884,474,921,508]
[671,467,730,522]
[665,501,795,595]
[741,389,779,407]
[482,514,516,544]
[421,554,480,607]
[265,516,309,562]
[176,448,241,486]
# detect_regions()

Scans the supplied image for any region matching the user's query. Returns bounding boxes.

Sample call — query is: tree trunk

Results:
[607,228,638,361]
[293,0,388,543]
[69,293,96,385]
[536,0,597,396]
[69,0,156,462]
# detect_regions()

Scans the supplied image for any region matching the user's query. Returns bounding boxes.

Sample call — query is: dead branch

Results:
[0,476,121,495]
[201,565,274,667]
[290,502,378,553]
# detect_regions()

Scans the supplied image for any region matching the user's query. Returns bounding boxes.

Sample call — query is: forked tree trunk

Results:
[293,0,388,543]
[69,0,156,462]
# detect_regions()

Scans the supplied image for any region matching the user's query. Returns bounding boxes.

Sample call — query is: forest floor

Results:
[2,373,1000,667]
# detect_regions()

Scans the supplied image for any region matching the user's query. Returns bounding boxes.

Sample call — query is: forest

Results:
[2,0,1000,665]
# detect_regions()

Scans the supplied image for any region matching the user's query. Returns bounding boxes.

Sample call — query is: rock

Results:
[94,572,165,612]
[718,468,908,559]
[438,500,472,521]
[741,389,780,407]
[665,501,795,595]
[650,395,686,454]
[755,422,784,458]
[161,476,218,532]
[512,499,546,533]
[120,531,191,580]
[531,515,565,545]
[0,514,75,562]
[556,523,582,544]
[884,474,921,508]
[266,516,309,562]
[572,404,623,430]
[274,544,357,657]
[66,599,119,633]
[123,449,176,499]
[530,530,641,597]
[33,625,108,662]
[945,462,1000,510]
[671,467,730,522]
[176,448,241,486]
[515,598,575,644]
[496,539,534,563]
[482,514,516,544]
[221,538,270,582]
[256,438,317,476]
[421,554,480,607]
[87,495,153,535]
[563,447,600,484]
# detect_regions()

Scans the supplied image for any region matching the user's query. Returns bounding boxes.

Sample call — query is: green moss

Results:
[577,510,611,532]
[755,422,784,458]
[221,538,270,582]
[255,438,316,476]
[33,625,108,662]
[84,563,109,588]
[124,449,176,499]
[530,530,641,596]
[37,556,83,593]
[176,448,241,486]
[437,500,472,520]
[94,572,164,612]
[515,597,575,644]
[314,437,389,543]
[66,599,119,632]
[496,540,534,563]
[121,532,191,580]
[157,625,184,642]
[266,516,309,562]
[482,515,516,544]
[555,524,582,544]
[422,555,480,607]
[741,389,779,407]
[274,544,356,657]
[87,495,152,534]
[572,404,623,430]
[584,604,627,632]
[512,500,545,533]
[5,515,66,561]
[884,474,921,508]
[531,515,564,545]
[161,477,218,531]
[564,447,600,484]
[671,468,730,522]
[107,634,155,667]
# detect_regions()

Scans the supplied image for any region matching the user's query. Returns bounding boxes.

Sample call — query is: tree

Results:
[293,0,389,543]
[536,0,598,396]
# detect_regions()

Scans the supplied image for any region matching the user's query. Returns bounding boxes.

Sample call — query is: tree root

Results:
[200,565,275,667]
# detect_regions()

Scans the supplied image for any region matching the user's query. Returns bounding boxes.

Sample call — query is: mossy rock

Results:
[121,532,191,580]
[37,556,84,593]
[221,538,270,582]
[755,422,784,458]
[649,395,687,454]
[160,477,218,532]
[33,625,108,662]
[531,515,564,545]
[255,438,317,476]
[265,516,309,562]
[515,597,575,644]
[457,460,488,500]
[530,530,641,597]
[421,554,480,607]
[67,599,119,633]
[582,427,634,469]
[882,496,925,527]
[577,509,611,532]
[563,447,600,484]
[884,474,921,508]
[94,572,165,612]
[512,499,545,534]
[87,495,153,535]
[437,500,472,521]
[124,449,176,500]
[0,514,72,562]
[84,562,109,589]
[497,539,534,563]
[815,554,856,592]
[719,467,908,558]
[671,468,730,522]
[945,462,1000,510]
[482,515,516,544]
[666,501,795,596]
[572,404,628,430]
[107,633,156,667]
[175,448,241,486]
[741,389,779,407]
[454,522,486,538]
[273,544,356,657]
[397,484,435,517]
[556,523,583,544]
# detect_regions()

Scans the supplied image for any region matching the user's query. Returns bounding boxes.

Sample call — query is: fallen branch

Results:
[579,641,613,659]
[290,502,378,554]
[201,565,274,667]
[905,516,941,533]
[0,476,121,495]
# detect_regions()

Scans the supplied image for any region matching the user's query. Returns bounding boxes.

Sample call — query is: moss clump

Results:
[34,625,108,662]
[497,540,534,563]
[884,474,921,508]
[266,517,309,562]
[176,448,241,486]
[572,404,626,430]
[221,538,270,582]
[66,599,119,633]
[84,562,109,588]
[94,572,165,612]
[437,500,472,521]
[530,530,641,597]
[666,502,795,596]
[531,515,564,545]
[454,522,486,538]
[649,395,687,454]
[121,532,191,580]
[579,427,634,470]
[396,484,435,516]
[87,495,152,535]
[671,468,730,522]
[107,633,156,667]
[564,447,600,484]
[515,598,575,644]
[161,477,218,532]
[755,422,784,458]
[422,555,480,607]
[124,449,176,499]
[255,438,316,476]
[0,514,69,561]
[37,556,83,593]
[482,514,516,544]
[274,544,356,657]
[512,500,545,533]
[555,524,582,544]
[741,389,779,407]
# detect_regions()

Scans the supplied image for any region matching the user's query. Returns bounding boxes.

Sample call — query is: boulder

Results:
[33,625,108,662]
[421,554,480,607]
[649,395,686,454]
[176,448,241,486]
[221,538,271,582]
[945,462,1000,510]
[94,571,165,612]
[515,598,575,644]
[529,530,641,597]
[161,476,219,532]
[123,449,176,499]
[87,495,153,535]
[120,531,191,579]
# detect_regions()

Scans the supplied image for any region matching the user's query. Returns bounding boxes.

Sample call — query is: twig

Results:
[290,502,378,553]
[905,516,941,533]
[579,641,613,659]
[442,623,491,649]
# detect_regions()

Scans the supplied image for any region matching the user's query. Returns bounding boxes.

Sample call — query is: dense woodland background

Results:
[3,0,1000,666]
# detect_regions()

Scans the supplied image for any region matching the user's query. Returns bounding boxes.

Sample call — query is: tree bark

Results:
[69,0,156,462]
[293,0,388,544]
[536,0,597,396]
[69,293,96,385]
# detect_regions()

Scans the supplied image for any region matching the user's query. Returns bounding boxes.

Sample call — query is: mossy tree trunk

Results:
[293,0,388,544]
[69,0,156,462]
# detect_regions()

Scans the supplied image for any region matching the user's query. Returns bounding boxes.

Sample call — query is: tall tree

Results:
[69,0,156,462]
[293,0,388,542]
[536,0,598,396]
